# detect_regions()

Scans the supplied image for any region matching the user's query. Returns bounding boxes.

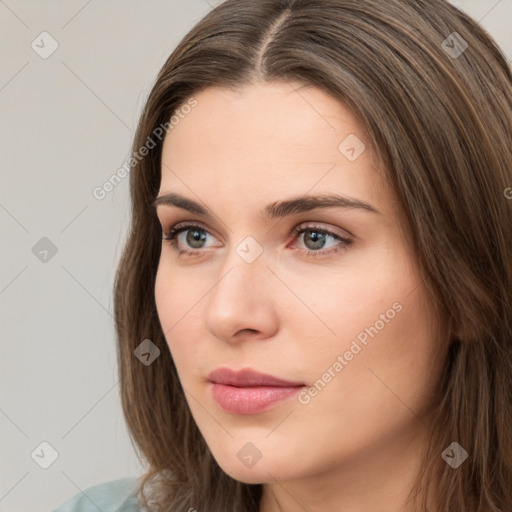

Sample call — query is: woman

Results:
[54,0,512,510]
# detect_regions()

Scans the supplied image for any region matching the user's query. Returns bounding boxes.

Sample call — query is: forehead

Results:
[159,81,389,214]
[163,81,368,164]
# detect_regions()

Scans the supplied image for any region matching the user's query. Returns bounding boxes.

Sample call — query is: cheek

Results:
[293,284,440,464]
[154,264,177,331]
[154,263,196,357]
[372,284,441,386]
[154,259,204,326]
[280,262,409,354]
[322,283,439,422]
[291,249,438,391]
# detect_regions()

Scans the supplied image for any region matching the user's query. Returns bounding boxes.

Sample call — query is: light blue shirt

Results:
[52,477,142,512]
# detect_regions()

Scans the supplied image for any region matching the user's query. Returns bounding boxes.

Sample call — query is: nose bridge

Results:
[203,235,274,340]
[212,235,268,305]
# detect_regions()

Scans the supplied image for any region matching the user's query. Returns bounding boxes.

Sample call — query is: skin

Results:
[154,81,447,512]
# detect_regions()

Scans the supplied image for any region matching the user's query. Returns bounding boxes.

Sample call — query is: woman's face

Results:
[154,81,446,491]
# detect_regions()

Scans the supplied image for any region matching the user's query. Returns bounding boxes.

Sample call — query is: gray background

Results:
[0,1,510,511]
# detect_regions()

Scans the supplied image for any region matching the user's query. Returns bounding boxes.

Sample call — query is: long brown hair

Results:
[113,1,512,510]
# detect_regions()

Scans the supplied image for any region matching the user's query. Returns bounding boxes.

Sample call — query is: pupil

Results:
[187,229,206,248]
[306,230,325,249]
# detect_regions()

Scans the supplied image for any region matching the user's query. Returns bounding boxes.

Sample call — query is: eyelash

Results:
[162,222,353,259]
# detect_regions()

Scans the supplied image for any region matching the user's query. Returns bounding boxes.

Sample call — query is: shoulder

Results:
[52,476,143,512]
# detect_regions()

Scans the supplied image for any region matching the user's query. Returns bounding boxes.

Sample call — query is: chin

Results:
[226,468,269,485]
[210,445,297,485]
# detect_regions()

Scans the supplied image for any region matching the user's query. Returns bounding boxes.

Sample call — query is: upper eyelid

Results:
[157,210,354,237]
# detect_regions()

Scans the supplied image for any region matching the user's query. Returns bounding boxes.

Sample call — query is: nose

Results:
[203,245,279,344]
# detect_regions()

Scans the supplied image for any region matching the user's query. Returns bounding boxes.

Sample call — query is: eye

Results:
[162,222,353,258]
[162,222,218,257]
[289,224,353,258]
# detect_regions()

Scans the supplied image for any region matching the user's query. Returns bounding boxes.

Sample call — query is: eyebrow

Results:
[152,192,380,219]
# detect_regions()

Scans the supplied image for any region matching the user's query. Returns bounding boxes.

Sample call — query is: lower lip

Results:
[210,383,304,415]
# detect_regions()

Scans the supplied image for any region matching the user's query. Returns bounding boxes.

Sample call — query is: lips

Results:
[207,367,305,388]
[207,367,306,415]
